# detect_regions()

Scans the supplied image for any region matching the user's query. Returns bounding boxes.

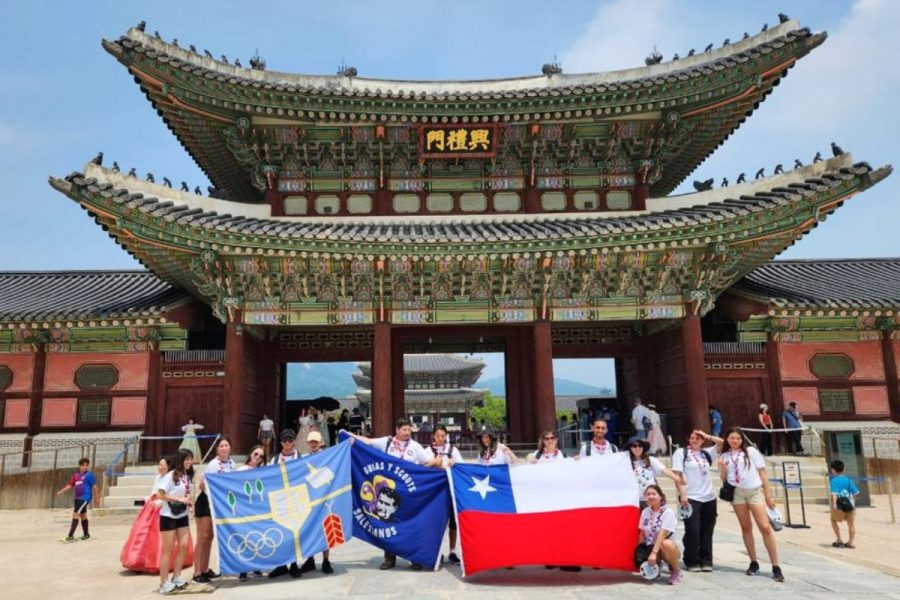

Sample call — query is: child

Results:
[56,457,99,542]
[829,460,860,549]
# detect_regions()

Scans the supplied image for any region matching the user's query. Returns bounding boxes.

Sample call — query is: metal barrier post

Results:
[52,448,59,471]
[888,476,895,524]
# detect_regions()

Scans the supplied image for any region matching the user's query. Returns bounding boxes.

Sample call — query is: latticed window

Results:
[0,365,12,391]
[541,191,567,211]
[426,193,453,213]
[606,190,633,210]
[810,354,855,379]
[393,194,421,213]
[819,389,854,414]
[315,195,340,215]
[493,192,521,212]
[77,398,111,425]
[573,191,599,210]
[460,193,488,212]
[283,196,308,215]
[74,364,119,390]
[347,195,372,214]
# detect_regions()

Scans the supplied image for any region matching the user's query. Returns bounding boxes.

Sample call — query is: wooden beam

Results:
[372,323,393,436]
[533,321,556,435]
[883,336,900,423]
[682,315,710,431]
[223,322,246,450]
[26,344,46,438]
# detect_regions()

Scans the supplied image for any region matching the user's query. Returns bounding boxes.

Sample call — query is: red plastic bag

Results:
[120,496,194,574]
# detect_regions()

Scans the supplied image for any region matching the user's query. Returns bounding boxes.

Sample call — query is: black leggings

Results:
[682,498,717,567]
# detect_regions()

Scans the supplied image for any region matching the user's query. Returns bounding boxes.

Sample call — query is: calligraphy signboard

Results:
[419,124,497,159]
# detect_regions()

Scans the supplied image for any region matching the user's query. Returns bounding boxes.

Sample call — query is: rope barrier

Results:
[138,434,221,440]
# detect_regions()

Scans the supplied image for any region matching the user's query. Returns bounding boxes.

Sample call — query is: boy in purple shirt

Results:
[56,458,99,541]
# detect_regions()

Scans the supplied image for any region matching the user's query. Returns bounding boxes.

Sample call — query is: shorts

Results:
[831,508,855,523]
[73,499,90,514]
[732,486,765,506]
[160,515,190,531]
[194,491,211,518]
[260,430,274,442]
[447,505,457,530]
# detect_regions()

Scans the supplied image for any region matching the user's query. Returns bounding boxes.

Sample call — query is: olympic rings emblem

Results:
[227,528,285,561]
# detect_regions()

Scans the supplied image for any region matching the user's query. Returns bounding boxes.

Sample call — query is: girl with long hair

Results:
[671,429,723,572]
[428,425,464,565]
[627,435,682,507]
[638,484,682,585]
[156,449,194,594]
[477,428,517,465]
[527,429,566,462]
[193,437,235,583]
[718,427,783,582]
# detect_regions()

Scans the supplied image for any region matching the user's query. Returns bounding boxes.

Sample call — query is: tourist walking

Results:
[631,397,652,440]
[757,404,774,456]
[56,457,98,542]
[709,406,723,438]
[156,449,194,595]
[428,425,464,565]
[349,408,364,435]
[257,413,275,455]
[178,417,203,461]
[268,429,303,579]
[671,430,723,572]
[577,418,618,458]
[637,484,683,585]
[829,460,861,549]
[646,404,667,455]
[718,427,783,582]
[627,436,681,507]
[236,446,266,582]
[782,402,805,455]
[193,437,234,583]
[299,431,335,575]
[352,418,436,569]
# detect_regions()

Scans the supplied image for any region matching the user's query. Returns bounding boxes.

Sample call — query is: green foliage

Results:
[470,392,507,430]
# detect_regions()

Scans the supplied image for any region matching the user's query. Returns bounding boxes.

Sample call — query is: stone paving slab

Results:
[1,509,897,600]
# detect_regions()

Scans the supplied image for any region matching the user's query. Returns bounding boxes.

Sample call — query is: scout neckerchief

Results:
[643,505,668,545]
[687,449,709,478]
[592,440,612,455]
[276,449,299,464]
[390,436,410,457]
[539,449,561,460]
[727,450,745,485]
[210,456,235,473]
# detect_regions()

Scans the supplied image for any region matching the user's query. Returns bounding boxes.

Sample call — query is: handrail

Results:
[105,436,140,478]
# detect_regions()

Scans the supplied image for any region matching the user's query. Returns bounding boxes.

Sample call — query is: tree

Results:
[470,392,506,431]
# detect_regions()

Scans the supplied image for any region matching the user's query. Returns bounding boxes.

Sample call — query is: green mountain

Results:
[477,376,614,396]
[286,362,359,399]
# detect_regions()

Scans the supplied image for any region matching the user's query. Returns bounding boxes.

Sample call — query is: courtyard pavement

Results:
[2,506,898,599]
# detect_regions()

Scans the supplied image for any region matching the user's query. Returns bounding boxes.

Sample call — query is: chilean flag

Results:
[450,452,639,576]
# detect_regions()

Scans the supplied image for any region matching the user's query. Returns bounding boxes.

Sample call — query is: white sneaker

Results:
[171,576,188,588]
[159,581,176,595]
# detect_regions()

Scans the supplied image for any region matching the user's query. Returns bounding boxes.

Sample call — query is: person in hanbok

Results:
[295,410,312,455]
[120,456,194,574]
[179,418,203,460]
[647,404,667,456]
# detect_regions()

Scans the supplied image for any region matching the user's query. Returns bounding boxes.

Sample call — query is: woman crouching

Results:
[638,484,682,585]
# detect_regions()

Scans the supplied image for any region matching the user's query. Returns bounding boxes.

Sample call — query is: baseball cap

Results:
[281,429,296,441]
[307,431,323,443]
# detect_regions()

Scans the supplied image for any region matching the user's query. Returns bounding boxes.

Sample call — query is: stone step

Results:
[103,496,146,509]
[93,506,142,517]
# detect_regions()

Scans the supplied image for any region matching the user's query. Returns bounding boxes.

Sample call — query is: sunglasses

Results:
[630,443,644,448]
[251,452,264,458]
[543,436,557,440]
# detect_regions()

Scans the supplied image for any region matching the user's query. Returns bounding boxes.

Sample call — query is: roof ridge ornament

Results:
[541,55,562,76]
[644,46,663,66]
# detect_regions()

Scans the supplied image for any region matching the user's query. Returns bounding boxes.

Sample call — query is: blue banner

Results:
[341,433,450,569]
[206,441,353,574]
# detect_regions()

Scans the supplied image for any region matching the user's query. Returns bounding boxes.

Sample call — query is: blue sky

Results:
[1,1,897,388]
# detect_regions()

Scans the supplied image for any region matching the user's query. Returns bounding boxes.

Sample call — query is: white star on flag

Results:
[468,475,497,500]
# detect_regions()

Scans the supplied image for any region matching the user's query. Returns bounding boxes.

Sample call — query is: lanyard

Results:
[644,506,666,544]
[728,451,744,485]
[688,449,708,478]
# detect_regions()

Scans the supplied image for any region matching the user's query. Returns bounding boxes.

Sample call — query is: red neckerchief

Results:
[211,457,235,472]
[687,449,709,478]
[592,440,610,454]
[277,450,298,464]
[431,443,450,457]
[180,473,191,496]
[728,450,744,485]
[540,449,561,460]
[391,437,410,456]
[643,505,667,544]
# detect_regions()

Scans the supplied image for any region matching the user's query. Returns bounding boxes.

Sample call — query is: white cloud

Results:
[560,0,685,73]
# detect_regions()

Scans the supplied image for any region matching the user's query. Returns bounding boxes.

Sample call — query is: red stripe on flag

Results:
[458,505,639,576]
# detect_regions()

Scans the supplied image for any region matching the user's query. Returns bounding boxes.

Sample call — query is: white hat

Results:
[307,431,323,443]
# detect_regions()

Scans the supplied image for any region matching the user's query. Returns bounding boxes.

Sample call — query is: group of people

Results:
[756,401,807,456]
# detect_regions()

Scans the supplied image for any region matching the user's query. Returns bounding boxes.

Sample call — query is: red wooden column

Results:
[372,323,393,436]
[223,322,246,450]
[882,334,900,422]
[26,343,46,437]
[390,332,406,424]
[532,321,556,435]
[144,346,162,461]
[681,314,710,431]
[504,328,524,442]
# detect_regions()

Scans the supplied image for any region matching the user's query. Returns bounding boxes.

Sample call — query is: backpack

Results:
[836,495,854,512]
[642,415,652,431]
[535,448,567,459]
[584,441,618,456]
[682,447,712,466]
[431,444,455,459]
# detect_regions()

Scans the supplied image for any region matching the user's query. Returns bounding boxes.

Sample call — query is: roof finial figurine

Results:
[778,13,790,24]
[644,46,663,66]
[687,48,695,57]
[163,177,172,188]
[90,151,103,166]
[720,177,728,187]
[154,30,161,39]
[743,32,750,40]
[250,49,266,70]
[831,142,846,157]
[736,172,746,184]
[234,58,242,67]
[189,44,197,54]
[672,53,679,61]
[755,168,765,179]
[146,172,155,183]
[761,23,769,33]
[112,161,120,173]
[722,38,730,47]
[171,38,178,47]
[774,163,784,174]
[127,167,137,177]
[135,20,146,32]
[204,49,213,59]
[180,181,189,192]
[221,54,228,64]
[542,56,562,76]
[337,60,358,77]
[704,43,713,52]
[693,178,714,192]
[813,151,823,163]
[194,186,202,195]
[793,158,803,169]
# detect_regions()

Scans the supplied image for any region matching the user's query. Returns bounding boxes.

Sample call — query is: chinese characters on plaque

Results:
[419,125,496,159]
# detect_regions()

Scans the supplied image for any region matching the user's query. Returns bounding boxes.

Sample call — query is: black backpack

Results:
[431,444,455,459]
[584,441,618,456]
[682,446,712,466]
[836,496,854,512]
[642,415,653,431]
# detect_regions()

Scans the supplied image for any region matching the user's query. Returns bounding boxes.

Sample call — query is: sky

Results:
[1,1,897,388]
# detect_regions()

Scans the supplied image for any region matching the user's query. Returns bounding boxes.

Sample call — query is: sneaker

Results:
[159,581,176,595]
[267,565,288,579]
[560,566,582,572]
[321,559,334,575]
[700,564,714,572]
[668,570,683,585]
[447,552,461,565]
[238,573,248,582]
[80,534,91,541]
[772,565,784,582]
[745,560,760,576]
[171,576,188,589]
[844,543,856,549]
[62,536,76,543]
[685,564,702,572]
[410,563,423,571]
[203,569,220,579]
[379,558,396,570]
[289,562,303,578]
[192,574,210,584]
[300,557,316,574]
[545,565,557,570]
[832,541,845,548]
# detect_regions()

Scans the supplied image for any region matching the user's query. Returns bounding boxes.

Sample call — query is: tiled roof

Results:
[732,259,900,309]
[54,160,882,245]
[0,270,192,322]
[357,354,486,377]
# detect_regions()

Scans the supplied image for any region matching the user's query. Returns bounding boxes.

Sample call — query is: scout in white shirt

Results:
[717,427,783,583]
[156,449,194,594]
[577,418,618,458]
[638,484,682,586]
[527,429,567,462]
[428,425,464,565]
[298,431,335,575]
[476,428,517,466]
[626,436,682,504]
[671,429,723,572]
[194,438,236,583]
